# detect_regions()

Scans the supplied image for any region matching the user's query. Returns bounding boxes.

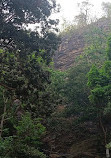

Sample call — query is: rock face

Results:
[54,30,85,71]
[54,18,111,71]
[44,114,100,158]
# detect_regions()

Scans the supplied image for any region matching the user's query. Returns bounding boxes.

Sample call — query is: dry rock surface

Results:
[54,18,111,71]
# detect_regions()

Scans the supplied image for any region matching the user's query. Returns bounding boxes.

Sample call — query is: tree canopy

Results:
[0,0,60,157]
[0,0,60,64]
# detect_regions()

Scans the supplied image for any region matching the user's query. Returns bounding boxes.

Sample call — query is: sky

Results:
[28,0,110,30]
[53,0,110,28]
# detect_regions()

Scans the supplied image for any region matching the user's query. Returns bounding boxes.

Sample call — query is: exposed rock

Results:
[54,18,111,71]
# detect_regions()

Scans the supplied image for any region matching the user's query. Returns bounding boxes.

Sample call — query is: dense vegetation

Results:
[48,2,111,157]
[0,0,60,157]
[1,0,111,158]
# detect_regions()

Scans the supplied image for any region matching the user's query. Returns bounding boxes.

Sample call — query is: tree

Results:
[0,0,60,116]
[0,1,60,157]
[0,0,60,64]
[88,62,111,150]
[75,13,87,27]
[106,36,111,60]
[0,0,58,37]
[87,37,111,155]
[47,69,67,105]
[0,48,58,157]
[65,62,90,106]
[75,0,93,27]
[0,112,46,158]
[84,23,108,52]
[102,2,111,18]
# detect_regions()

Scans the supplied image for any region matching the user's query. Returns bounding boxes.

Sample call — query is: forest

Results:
[1,0,111,158]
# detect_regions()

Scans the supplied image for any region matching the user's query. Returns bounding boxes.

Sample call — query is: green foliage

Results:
[0,0,60,65]
[0,1,60,157]
[106,142,111,149]
[84,24,108,53]
[0,113,46,158]
[60,35,109,128]
[87,65,100,88]
[88,61,111,107]
[0,0,59,42]
[0,49,56,117]
[87,55,111,149]
[0,49,50,156]
[62,37,107,120]
[47,69,67,104]
[88,62,111,107]
[104,102,111,116]
[15,113,45,142]
[0,136,13,157]
[106,36,111,60]
[65,61,90,106]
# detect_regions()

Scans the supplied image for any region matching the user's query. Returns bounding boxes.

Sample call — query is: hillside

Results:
[47,18,111,157]
[54,18,111,71]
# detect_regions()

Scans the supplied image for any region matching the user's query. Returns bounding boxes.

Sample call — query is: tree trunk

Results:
[106,148,110,158]
[0,91,7,138]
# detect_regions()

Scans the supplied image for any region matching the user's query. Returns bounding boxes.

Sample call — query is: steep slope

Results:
[54,18,111,71]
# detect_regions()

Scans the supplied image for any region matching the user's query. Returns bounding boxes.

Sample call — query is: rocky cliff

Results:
[54,18,111,71]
